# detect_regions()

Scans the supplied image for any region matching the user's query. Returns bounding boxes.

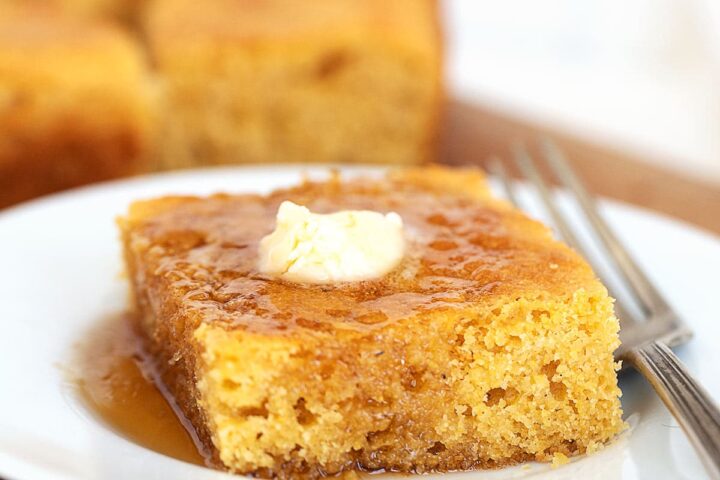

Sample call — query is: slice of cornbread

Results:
[118,166,623,478]
[0,5,155,208]
[143,0,442,169]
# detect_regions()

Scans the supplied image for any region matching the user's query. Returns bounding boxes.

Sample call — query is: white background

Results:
[446,0,720,184]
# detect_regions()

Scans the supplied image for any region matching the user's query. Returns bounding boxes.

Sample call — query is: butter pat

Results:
[258,201,405,283]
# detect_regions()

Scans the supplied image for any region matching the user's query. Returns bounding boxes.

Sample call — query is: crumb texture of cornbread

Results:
[143,0,442,169]
[119,166,623,478]
[0,5,155,208]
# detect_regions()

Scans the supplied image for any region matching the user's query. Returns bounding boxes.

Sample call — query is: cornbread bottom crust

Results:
[120,167,624,478]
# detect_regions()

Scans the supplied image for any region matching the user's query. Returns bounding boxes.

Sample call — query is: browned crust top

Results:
[120,167,600,335]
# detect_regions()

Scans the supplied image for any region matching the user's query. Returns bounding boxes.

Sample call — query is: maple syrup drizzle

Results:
[73,312,208,467]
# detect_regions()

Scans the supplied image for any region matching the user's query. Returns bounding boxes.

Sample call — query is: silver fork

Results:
[489,140,720,479]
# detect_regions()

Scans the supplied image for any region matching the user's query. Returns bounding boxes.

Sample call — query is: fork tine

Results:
[540,139,670,316]
[510,145,640,328]
[511,144,582,251]
[487,156,519,207]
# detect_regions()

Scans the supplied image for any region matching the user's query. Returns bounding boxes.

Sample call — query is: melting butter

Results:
[258,201,405,284]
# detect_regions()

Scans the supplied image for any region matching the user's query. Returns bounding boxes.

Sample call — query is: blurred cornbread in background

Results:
[0,0,442,208]
[144,0,442,168]
[0,4,155,208]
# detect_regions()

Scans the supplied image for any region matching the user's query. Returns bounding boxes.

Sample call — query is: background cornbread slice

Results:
[119,167,623,478]
[143,0,443,169]
[0,5,155,208]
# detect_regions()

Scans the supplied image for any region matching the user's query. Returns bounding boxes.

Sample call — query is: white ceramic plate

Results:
[1,166,718,480]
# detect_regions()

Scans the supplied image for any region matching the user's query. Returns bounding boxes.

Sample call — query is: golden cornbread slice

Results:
[0,5,155,208]
[143,0,442,169]
[118,166,623,478]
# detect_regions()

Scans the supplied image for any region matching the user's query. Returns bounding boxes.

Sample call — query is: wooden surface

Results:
[441,99,720,235]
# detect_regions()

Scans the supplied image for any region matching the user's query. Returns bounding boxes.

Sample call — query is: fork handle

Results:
[627,341,720,479]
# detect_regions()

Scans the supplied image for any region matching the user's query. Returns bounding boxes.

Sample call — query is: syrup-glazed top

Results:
[120,167,601,334]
